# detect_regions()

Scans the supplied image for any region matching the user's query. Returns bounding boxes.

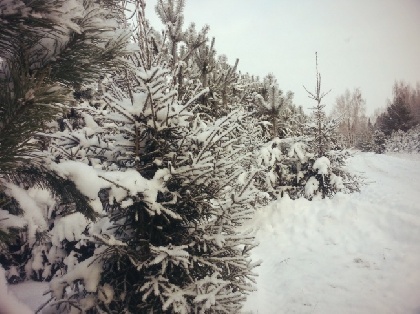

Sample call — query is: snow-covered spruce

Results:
[42,18,260,313]
[299,54,360,199]
[250,136,358,200]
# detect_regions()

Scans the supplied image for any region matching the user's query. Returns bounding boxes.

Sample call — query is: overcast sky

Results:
[145,0,420,116]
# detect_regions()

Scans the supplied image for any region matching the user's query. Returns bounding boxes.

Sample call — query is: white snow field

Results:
[244,152,420,314]
[3,152,420,313]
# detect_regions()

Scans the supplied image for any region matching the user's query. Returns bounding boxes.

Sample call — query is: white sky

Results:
[145,0,420,116]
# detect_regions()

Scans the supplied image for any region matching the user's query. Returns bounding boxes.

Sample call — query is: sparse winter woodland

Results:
[0,0,419,313]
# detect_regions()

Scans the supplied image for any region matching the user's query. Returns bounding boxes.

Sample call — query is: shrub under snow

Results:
[385,126,420,153]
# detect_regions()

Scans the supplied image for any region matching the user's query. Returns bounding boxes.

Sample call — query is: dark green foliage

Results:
[357,119,375,152]
[357,139,374,152]
[0,193,21,253]
[373,130,386,154]
[376,94,413,136]
[253,74,295,139]
[0,73,68,173]
[0,0,130,174]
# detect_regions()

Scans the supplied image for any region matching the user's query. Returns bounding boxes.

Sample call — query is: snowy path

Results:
[244,152,420,314]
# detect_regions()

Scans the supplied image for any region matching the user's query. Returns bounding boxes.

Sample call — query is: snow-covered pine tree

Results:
[155,0,243,120]
[302,53,359,199]
[194,36,216,90]
[205,54,240,116]
[43,3,259,313]
[281,104,308,138]
[155,0,210,95]
[385,126,420,153]
[155,0,186,67]
[0,0,131,282]
[372,129,386,153]
[178,23,210,98]
[253,73,294,139]
[303,54,332,158]
[0,0,130,173]
[200,68,309,199]
[356,118,374,152]
[229,73,314,199]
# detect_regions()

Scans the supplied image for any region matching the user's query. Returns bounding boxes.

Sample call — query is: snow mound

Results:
[0,266,33,314]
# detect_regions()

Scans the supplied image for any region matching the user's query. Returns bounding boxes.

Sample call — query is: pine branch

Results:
[5,166,98,221]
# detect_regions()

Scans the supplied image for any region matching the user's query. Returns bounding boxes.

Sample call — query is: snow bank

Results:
[304,176,319,198]
[312,156,330,174]
[244,152,420,314]
[0,266,33,314]
[50,212,89,246]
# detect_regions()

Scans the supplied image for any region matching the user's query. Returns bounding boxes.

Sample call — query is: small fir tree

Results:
[302,53,358,198]
[373,130,386,153]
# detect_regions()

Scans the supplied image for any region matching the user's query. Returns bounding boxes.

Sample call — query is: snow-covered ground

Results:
[244,152,420,314]
[5,280,49,313]
[4,152,420,314]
